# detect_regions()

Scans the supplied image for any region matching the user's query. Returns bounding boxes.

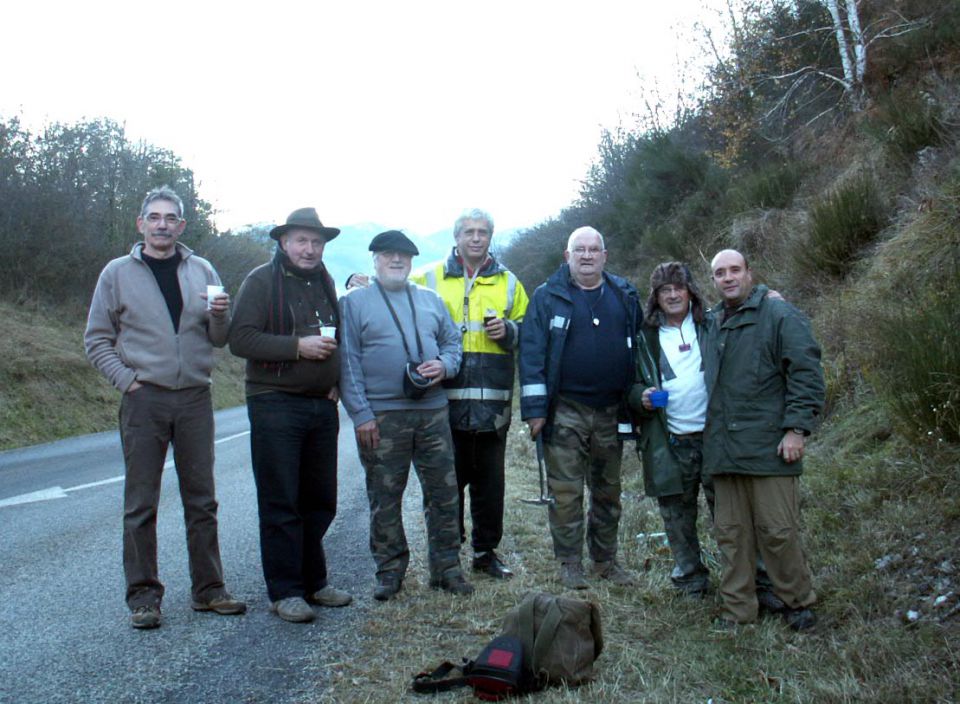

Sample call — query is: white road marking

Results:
[0,487,69,507]
[0,430,250,508]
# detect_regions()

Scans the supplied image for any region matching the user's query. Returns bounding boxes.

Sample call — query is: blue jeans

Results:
[247,392,339,601]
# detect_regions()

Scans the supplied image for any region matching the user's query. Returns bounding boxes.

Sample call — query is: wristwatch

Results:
[791,428,806,436]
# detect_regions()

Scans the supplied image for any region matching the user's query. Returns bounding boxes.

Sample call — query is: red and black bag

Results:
[412,634,531,701]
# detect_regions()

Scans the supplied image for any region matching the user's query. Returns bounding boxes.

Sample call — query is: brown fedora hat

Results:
[269,207,341,241]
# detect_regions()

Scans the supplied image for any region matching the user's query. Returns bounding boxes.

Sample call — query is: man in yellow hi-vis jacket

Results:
[412,208,529,579]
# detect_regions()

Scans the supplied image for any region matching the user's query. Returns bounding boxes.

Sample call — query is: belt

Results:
[669,431,703,443]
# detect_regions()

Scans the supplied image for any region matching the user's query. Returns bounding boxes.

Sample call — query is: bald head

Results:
[711,249,753,307]
[564,226,607,289]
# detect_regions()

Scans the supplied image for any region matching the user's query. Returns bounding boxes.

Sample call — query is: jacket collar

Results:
[443,246,505,278]
[130,240,193,261]
[712,284,769,328]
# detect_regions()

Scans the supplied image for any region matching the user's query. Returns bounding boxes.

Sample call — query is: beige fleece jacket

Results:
[84,242,229,392]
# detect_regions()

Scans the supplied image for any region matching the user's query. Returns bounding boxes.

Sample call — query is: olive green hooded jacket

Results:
[627,317,709,497]
[702,285,825,477]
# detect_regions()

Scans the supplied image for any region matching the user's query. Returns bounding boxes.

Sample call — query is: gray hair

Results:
[453,208,495,238]
[566,226,606,251]
[140,186,184,219]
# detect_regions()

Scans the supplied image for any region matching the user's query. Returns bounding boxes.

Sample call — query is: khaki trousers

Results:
[714,474,816,623]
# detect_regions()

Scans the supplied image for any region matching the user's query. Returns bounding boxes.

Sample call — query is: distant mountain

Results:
[226,221,456,292]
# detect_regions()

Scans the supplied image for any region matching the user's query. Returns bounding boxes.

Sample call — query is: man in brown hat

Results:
[229,207,353,623]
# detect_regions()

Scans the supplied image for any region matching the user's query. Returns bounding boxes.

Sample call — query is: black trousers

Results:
[247,392,339,601]
[452,428,507,553]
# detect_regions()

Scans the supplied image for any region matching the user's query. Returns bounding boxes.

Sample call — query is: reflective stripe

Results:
[626,335,632,349]
[522,383,548,397]
[424,269,438,290]
[618,423,633,434]
[551,315,567,329]
[446,387,512,401]
[505,272,518,317]
[463,321,486,333]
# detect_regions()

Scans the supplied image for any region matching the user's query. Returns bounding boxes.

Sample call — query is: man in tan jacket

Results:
[84,186,246,629]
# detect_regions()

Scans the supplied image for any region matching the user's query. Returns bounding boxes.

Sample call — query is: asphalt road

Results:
[0,404,419,703]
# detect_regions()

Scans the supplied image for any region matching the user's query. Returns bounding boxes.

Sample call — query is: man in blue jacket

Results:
[519,226,639,590]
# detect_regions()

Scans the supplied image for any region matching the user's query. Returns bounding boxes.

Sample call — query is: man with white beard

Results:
[339,230,472,601]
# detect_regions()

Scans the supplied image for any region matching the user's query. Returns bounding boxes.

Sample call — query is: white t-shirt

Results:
[658,311,708,435]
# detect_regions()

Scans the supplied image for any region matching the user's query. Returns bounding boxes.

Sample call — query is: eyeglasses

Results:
[145,213,182,226]
[570,247,604,257]
[658,285,687,295]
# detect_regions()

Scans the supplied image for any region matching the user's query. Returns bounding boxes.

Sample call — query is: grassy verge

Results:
[0,300,246,450]
[318,404,959,703]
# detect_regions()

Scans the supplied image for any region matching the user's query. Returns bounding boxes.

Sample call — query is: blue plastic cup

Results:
[650,389,669,408]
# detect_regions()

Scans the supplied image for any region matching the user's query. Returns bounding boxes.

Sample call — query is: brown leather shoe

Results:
[130,605,161,629]
[191,593,247,615]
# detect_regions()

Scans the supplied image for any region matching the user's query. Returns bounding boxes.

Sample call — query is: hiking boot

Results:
[757,588,787,615]
[429,573,475,596]
[270,596,315,623]
[559,561,589,590]
[307,585,353,608]
[130,605,161,629]
[783,607,817,631]
[373,574,403,602]
[191,593,247,615]
[472,551,514,579]
[592,560,636,586]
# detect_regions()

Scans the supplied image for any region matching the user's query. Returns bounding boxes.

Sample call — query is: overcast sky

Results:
[1,1,722,235]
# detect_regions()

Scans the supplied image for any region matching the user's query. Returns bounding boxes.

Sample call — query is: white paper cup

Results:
[320,326,337,338]
[206,285,225,309]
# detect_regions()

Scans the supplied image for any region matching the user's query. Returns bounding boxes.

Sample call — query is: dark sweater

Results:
[142,251,183,333]
[229,261,340,396]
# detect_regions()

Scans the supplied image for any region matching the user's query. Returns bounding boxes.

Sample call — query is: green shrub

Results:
[803,175,886,277]
[865,286,960,444]
[863,88,944,162]
[728,161,804,212]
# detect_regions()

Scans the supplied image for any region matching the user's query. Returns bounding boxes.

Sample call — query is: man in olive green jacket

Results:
[628,263,713,595]
[703,249,824,630]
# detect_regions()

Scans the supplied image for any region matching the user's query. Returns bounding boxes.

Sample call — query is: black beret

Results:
[369,230,419,256]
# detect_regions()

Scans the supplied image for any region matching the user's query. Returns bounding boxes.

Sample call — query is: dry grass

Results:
[0,300,246,450]
[315,411,960,703]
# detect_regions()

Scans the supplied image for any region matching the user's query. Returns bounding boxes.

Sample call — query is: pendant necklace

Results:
[678,323,693,352]
[581,284,604,326]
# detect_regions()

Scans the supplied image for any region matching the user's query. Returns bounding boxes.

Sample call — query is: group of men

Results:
[84,185,823,632]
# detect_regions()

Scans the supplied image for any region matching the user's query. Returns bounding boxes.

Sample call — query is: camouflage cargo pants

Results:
[543,396,623,564]
[656,433,713,593]
[358,408,464,582]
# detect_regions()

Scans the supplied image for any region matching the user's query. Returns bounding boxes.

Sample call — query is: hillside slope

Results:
[0,301,246,450]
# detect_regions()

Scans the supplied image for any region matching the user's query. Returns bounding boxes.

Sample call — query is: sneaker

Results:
[429,573,475,595]
[307,585,353,608]
[783,607,817,631]
[472,551,514,579]
[559,561,589,590]
[130,605,161,629]
[270,596,315,623]
[191,593,247,615]
[373,574,403,602]
[592,560,636,586]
